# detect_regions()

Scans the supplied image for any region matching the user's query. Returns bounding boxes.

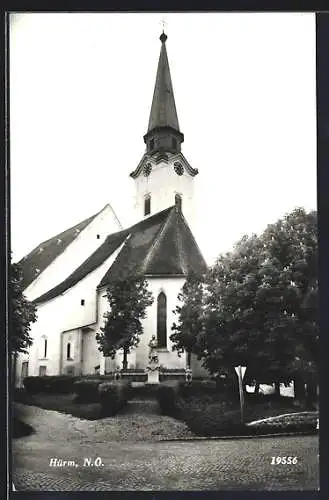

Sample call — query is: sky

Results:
[10,12,317,266]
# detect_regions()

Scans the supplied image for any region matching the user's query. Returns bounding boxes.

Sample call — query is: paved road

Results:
[13,404,319,491]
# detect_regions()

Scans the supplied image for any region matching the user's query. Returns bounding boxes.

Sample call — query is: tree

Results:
[11,262,37,354]
[170,272,206,367]
[199,234,273,385]
[194,208,318,403]
[96,275,154,370]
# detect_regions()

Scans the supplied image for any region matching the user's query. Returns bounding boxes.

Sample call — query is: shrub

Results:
[184,406,244,436]
[23,375,77,394]
[73,378,103,403]
[178,380,219,398]
[156,381,181,417]
[121,372,148,383]
[130,383,159,399]
[159,373,186,383]
[98,380,131,416]
[13,418,35,439]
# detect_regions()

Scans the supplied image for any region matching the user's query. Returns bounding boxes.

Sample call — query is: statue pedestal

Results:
[146,364,160,384]
[147,369,159,384]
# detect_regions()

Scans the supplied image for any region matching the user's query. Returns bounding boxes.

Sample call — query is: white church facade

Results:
[15,31,208,386]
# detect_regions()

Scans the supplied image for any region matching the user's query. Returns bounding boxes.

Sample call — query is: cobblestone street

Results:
[13,404,319,491]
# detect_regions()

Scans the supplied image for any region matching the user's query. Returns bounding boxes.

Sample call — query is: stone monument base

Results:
[146,368,159,384]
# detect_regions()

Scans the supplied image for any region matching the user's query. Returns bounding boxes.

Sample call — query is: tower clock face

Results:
[143,163,152,177]
[174,162,184,176]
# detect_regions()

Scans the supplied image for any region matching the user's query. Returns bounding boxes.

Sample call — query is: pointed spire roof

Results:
[147,31,180,133]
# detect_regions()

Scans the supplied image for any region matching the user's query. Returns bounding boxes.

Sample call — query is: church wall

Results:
[81,329,102,375]
[61,328,83,376]
[134,276,187,370]
[15,272,205,384]
[15,352,29,388]
[15,240,126,383]
[134,160,194,227]
[91,278,188,372]
[19,309,62,377]
[24,205,122,302]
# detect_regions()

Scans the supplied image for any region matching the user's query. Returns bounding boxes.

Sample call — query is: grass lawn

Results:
[177,394,318,436]
[14,388,318,437]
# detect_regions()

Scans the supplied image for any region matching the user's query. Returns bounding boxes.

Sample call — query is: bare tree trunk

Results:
[12,351,17,391]
[274,381,281,397]
[293,375,306,407]
[306,373,318,410]
[122,348,128,372]
[254,382,260,395]
[187,352,191,368]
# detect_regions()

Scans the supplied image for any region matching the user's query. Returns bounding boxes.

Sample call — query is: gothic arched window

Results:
[175,193,182,210]
[144,195,151,216]
[157,292,167,348]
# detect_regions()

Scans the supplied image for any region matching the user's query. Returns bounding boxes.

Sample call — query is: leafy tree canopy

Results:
[96,275,154,369]
[11,262,37,354]
[170,271,206,364]
[171,208,318,386]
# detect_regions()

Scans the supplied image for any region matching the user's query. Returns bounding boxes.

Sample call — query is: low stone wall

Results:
[105,369,189,385]
[159,373,186,383]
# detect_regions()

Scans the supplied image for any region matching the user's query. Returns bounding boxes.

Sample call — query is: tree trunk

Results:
[254,382,260,395]
[306,374,318,410]
[274,381,281,397]
[293,375,306,408]
[122,348,128,372]
[187,352,192,368]
[12,351,17,391]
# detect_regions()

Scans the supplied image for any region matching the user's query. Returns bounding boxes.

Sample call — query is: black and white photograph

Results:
[10,12,319,491]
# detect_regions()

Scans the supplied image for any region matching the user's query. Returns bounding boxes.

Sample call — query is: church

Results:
[15,30,208,386]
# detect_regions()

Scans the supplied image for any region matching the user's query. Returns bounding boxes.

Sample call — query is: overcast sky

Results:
[10,12,316,265]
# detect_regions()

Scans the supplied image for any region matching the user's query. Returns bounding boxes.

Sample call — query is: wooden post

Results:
[238,365,244,424]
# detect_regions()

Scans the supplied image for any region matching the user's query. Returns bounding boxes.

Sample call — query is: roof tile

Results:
[19,210,102,289]
[34,206,207,304]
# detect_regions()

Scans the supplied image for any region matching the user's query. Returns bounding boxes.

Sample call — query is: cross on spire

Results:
[160,18,168,43]
[160,17,167,33]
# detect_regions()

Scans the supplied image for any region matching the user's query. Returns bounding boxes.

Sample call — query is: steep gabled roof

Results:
[34,206,207,304]
[147,32,180,133]
[34,229,129,304]
[18,208,103,289]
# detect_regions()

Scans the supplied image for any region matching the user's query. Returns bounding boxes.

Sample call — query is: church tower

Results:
[130,31,198,227]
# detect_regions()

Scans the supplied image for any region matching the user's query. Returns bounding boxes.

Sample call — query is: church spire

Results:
[144,31,184,155]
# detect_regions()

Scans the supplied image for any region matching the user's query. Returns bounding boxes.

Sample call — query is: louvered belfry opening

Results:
[144,195,151,216]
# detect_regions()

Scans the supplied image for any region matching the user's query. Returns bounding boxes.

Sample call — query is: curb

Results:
[159,430,318,442]
[247,411,318,426]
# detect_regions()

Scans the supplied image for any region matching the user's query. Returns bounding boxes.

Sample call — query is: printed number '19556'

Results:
[271,457,298,465]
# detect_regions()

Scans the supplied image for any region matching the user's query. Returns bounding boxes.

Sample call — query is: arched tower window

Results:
[144,194,151,216]
[157,292,167,348]
[175,193,182,210]
[67,342,72,360]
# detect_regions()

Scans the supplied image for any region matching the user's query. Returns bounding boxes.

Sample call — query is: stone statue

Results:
[148,335,158,364]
